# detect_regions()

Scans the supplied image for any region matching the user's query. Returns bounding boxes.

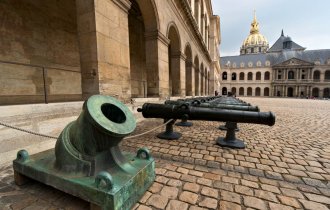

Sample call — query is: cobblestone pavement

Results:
[1,97,330,210]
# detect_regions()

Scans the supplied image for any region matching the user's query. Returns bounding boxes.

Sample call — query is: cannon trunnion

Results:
[13,95,155,210]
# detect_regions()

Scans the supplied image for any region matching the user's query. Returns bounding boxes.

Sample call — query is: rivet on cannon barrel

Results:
[13,95,155,210]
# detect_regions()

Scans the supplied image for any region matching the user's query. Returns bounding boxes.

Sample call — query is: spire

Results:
[250,10,259,34]
[281,29,284,36]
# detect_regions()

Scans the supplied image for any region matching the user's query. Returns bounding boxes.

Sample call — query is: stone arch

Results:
[133,0,160,97]
[232,87,237,95]
[313,70,320,80]
[256,72,261,80]
[325,70,330,80]
[255,87,261,96]
[239,87,244,96]
[264,71,270,80]
[167,23,182,96]
[247,87,252,96]
[129,0,160,97]
[312,87,319,97]
[194,56,200,96]
[264,87,270,96]
[184,43,193,96]
[324,88,330,98]
[248,72,253,80]
[239,72,244,80]
[204,67,207,95]
[222,87,227,95]
[200,63,204,95]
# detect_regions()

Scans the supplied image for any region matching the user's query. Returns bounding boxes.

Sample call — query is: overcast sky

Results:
[212,0,330,57]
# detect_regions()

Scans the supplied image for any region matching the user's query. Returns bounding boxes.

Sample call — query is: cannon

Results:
[13,95,155,210]
[137,103,275,146]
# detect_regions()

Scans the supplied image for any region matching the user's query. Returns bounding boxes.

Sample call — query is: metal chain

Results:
[0,121,58,139]
[0,119,174,140]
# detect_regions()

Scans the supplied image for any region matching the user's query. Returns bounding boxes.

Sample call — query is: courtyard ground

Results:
[0,97,330,210]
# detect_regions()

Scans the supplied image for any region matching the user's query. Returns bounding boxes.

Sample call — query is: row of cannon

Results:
[138,95,275,149]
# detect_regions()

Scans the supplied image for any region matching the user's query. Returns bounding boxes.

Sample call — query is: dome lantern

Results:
[240,11,269,55]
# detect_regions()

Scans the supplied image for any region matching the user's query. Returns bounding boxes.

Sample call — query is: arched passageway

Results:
[264,87,270,96]
[167,24,181,96]
[255,87,261,96]
[324,88,330,98]
[239,87,244,96]
[194,56,200,96]
[184,44,193,96]
[288,87,294,97]
[247,87,252,96]
[312,88,319,97]
[222,87,227,95]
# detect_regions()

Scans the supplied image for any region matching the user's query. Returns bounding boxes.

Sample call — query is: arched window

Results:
[313,70,320,81]
[232,87,237,95]
[264,71,270,80]
[248,62,253,67]
[288,71,295,79]
[264,87,270,96]
[222,72,227,80]
[232,63,236,68]
[247,87,252,96]
[255,87,261,96]
[232,73,237,81]
[248,72,253,80]
[239,87,244,96]
[256,72,261,80]
[256,61,261,67]
[325,70,330,80]
[239,72,245,80]
[288,87,294,97]
[240,62,245,68]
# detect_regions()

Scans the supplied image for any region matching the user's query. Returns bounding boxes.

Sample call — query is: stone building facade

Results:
[0,0,221,105]
[220,14,330,98]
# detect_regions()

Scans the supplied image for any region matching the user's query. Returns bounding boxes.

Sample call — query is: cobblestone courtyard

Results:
[1,97,330,210]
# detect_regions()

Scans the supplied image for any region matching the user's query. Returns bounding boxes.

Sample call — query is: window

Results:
[288,71,295,79]
[256,61,261,67]
[265,61,270,66]
[240,62,245,68]
[232,63,236,68]
[248,62,253,67]
[232,73,237,81]
[222,72,227,80]
[248,72,253,80]
[278,75,282,80]
[264,72,270,80]
[239,72,245,80]
[256,72,261,80]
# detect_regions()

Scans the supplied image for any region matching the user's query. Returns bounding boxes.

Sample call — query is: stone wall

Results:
[0,0,81,105]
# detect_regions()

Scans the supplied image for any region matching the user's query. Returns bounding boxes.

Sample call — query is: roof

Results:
[268,33,305,52]
[221,49,330,68]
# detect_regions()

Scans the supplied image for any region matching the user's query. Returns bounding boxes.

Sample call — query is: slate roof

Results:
[221,49,330,68]
[268,35,305,52]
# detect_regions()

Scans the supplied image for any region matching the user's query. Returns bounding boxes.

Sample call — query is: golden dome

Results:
[240,11,269,55]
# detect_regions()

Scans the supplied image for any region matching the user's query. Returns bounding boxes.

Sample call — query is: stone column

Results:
[295,85,298,97]
[191,64,195,96]
[76,0,132,101]
[170,52,186,97]
[200,72,204,95]
[145,31,170,98]
[186,62,193,96]
[319,88,323,98]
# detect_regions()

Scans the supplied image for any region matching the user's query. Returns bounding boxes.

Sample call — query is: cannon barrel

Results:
[138,103,275,126]
[199,103,260,112]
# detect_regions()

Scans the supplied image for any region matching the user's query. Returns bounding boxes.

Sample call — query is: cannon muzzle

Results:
[138,103,275,126]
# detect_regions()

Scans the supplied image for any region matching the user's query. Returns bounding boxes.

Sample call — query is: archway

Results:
[133,0,159,97]
[287,87,294,97]
[239,87,244,96]
[232,87,237,95]
[264,87,269,96]
[312,88,319,97]
[232,73,237,81]
[200,63,204,95]
[324,88,330,98]
[129,1,147,97]
[184,44,193,96]
[247,87,252,96]
[255,87,261,96]
[194,56,200,96]
[222,87,227,95]
[167,24,181,96]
